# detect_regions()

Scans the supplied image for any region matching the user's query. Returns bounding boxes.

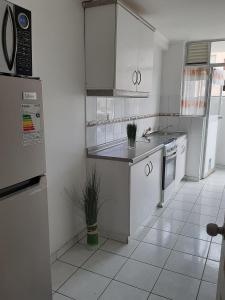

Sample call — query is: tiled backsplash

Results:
[86,97,159,148]
[86,97,153,122]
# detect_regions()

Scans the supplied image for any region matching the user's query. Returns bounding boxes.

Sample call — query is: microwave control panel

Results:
[15,5,32,76]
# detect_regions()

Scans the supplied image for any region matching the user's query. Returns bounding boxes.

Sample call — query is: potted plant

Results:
[127,123,137,149]
[82,168,101,246]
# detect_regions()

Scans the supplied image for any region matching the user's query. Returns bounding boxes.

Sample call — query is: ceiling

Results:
[123,0,225,41]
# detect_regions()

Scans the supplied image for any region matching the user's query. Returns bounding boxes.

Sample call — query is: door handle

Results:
[2,5,17,71]
[207,223,225,238]
[132,71,138,85]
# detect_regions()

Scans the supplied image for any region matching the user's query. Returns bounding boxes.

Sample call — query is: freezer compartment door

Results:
[0,176,52,300]
[0,75,46,189]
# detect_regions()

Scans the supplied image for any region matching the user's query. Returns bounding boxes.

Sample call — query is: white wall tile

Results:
[122,122,128,138]
[86,127,97,148]
[86,97,97,122]
[106,98,114,120]
[121,98,125,117]
[97,125,106,145]
[137,119,144,137]
[97,97,107,121]
[114,98,122,118]
[124,99,131,117]
[114,123,122,140]
[106,124,114,143]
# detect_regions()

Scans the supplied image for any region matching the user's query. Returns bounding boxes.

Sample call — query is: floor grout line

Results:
[55,237,110,297]
[54,291,76,300]
[96,239,142,299]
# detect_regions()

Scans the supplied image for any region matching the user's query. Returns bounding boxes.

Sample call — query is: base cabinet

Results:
[130,150,162,234]
[87,149,163,242]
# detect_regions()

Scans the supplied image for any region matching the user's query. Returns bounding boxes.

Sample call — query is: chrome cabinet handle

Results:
[149,161,153,173]
[137,71,142,85]
[132,71,138,85]
[145,164,150,176]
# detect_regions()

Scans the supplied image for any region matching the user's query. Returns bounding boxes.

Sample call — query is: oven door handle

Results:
[166,152,177,160]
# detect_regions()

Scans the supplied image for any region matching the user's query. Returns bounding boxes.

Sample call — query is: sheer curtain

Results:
[181,67,209,116]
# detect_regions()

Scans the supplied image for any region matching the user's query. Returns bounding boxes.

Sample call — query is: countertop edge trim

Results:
[87,144,164,164]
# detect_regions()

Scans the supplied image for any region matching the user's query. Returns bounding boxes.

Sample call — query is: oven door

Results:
[163,153,177,190]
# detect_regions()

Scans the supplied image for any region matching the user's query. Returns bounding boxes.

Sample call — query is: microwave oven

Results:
[0,0,32,76]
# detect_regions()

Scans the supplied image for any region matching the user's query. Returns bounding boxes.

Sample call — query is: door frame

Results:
[201,65,225,178]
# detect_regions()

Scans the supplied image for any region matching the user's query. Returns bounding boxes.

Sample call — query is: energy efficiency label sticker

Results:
[22,104,41,145]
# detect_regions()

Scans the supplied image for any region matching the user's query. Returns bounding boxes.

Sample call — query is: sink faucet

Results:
[142,127,152,138]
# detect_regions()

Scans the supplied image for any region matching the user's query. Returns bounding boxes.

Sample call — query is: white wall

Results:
[160,41,185,115]
[13,0,86,254]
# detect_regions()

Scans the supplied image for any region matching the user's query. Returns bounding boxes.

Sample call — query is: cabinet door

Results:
[137,22,154,93]
[175,137,187,188]
[85,4,116,90]
[130,150,162,234]
[148,150,163,208]
[115,5,138,92]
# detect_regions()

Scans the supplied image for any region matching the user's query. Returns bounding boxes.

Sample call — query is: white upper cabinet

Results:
[85,4,116,91]
[115,5,138,92]
[84,1,155,98]
[137,21,154,93]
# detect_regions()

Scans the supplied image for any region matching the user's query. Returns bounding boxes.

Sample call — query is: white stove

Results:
[164,138,177,156]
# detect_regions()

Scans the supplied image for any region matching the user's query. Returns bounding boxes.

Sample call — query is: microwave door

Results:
[0,0,16,74]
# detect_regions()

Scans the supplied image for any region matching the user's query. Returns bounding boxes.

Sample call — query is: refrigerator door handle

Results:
[2,5,17,71]
[0,176,41,200]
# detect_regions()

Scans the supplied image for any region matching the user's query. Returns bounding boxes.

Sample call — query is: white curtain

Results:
[181,67,209,116]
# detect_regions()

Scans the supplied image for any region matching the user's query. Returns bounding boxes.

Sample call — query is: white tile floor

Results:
[51,169,225,300]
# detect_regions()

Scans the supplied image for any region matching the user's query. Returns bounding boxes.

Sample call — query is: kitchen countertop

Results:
[87,132,187,164]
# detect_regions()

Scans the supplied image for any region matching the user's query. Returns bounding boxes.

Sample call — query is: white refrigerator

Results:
[0,75,52,300]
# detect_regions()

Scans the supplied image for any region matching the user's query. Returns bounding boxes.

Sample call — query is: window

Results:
[210,41,225,64]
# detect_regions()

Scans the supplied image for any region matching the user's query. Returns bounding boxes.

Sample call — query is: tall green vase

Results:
[87,223,98,246]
